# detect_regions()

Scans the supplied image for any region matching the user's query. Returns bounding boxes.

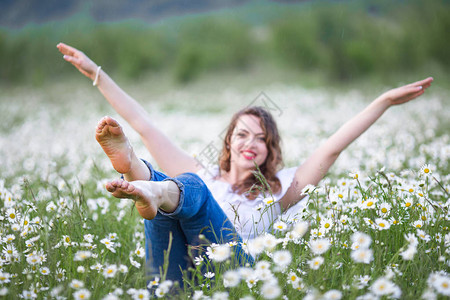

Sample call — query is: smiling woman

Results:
[219,107,281,199]
[56,41,433,286]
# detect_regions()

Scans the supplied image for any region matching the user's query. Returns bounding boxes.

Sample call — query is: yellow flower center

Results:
[406,203,411,207]
[421,216,427,221]
[379,223,385,228]
[107,269,113,274]
[416,224,422,228]
[418,193,424,197]
[367,201,374,207]
[324,223,330,229]
[424,168,430,173]
[338,194,343,198]
[9,213,15,219]
[393,220,398,224]
[65,237,70,243]
[409,188,414,193]
[291,276,297,281]
[381,208,387,213]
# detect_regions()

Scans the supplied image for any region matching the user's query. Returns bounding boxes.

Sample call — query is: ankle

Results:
[123,153,150,181]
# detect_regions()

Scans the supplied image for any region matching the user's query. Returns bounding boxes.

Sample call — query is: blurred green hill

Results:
[0,0,449,86]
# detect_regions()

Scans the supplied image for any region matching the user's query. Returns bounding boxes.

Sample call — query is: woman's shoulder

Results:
[273,166,297,198]
[196,165,220,181]
[276,166,297,183]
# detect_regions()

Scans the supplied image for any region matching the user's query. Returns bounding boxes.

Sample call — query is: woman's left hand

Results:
[380,77,433,106]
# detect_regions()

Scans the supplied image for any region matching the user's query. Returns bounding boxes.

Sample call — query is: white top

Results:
[196,166,299,241]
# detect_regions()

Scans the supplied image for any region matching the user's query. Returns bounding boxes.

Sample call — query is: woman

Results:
[56,42,433,283]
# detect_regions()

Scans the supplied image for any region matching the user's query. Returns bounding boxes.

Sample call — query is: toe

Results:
[105,182,116,192]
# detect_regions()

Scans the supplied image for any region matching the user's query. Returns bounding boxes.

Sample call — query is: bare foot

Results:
[106,179,158,220]
[96,116,133,174]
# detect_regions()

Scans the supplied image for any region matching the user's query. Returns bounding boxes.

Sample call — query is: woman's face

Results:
[228,114,268,171]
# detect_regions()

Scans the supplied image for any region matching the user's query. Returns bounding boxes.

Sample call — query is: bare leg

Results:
[95,116,150,181]
[106,179,180,220]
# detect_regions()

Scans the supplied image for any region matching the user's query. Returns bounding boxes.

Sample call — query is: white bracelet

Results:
[93,66,101,86]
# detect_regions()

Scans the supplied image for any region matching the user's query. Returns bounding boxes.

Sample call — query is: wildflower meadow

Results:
[0,79,449,299]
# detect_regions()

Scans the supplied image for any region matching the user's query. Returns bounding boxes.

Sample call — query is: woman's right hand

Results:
[57,42,98,81]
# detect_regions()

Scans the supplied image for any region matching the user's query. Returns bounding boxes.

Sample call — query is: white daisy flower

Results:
[40,267,50,275]
[134,246,145,258]
[260,281,281,299]
[207,244,231,262]
[103,264,118,278]
[272,250,292,269]
[360,198,378,210]
[292,221,309,238]
[400,245,417,261]
[351,249,374,264]
[412,220,424,229]
[5,208,19,223]
[309,238,331,255]
[74,250,92,261]
[133,289,150,300]
[309,256,324,270]
[431,274,450,296]
[212,291,229,300]
[419,164,433,177]
[375,218,390,230]
[351,232,372,249]
[70,279,84,289]
[223,270,240,287]
[370,277,396,296]
[323,289,343,300]
[273,220,288,232]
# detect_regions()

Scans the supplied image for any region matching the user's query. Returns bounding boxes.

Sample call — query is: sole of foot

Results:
[95,116,133,174]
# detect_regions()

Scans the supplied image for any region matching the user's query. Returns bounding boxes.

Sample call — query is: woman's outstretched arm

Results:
[280,77,434,211]
[57,42,202,177]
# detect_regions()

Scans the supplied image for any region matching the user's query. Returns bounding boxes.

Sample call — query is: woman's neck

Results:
[219,167,253,185]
